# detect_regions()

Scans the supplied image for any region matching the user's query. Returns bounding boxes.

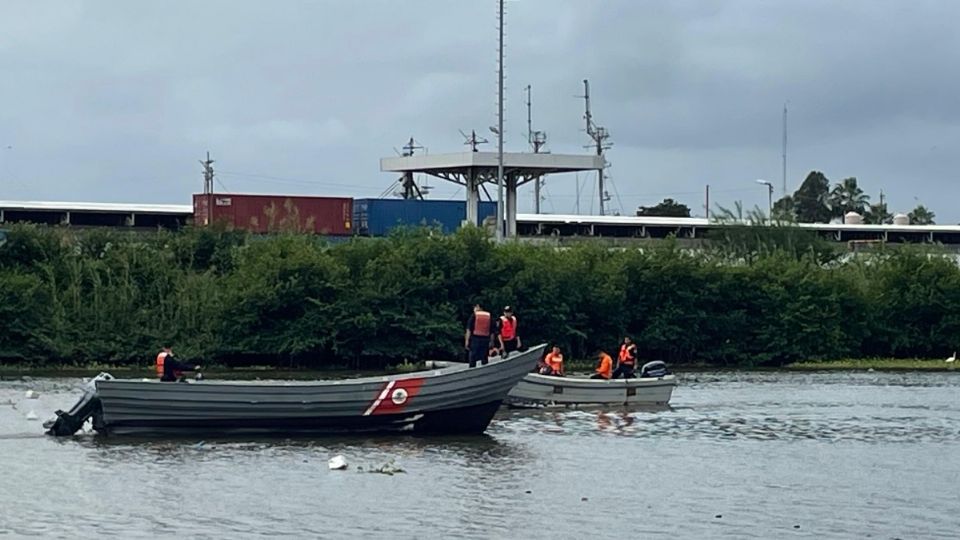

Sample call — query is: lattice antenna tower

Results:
[526,84,548,213]
[492,0,507,241]
[579,79,612,214]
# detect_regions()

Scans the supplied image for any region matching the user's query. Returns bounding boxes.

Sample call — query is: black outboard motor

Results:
[640,360,670,378]
[44,373,112,436]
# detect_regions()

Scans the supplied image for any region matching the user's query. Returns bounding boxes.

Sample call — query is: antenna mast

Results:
[782,103,788,197]
[495,0,506,241]
[460,129,488,152]
[400,137,424,200]
[200,151,215,226]
[581,79,612,215]
[525,84,548,213]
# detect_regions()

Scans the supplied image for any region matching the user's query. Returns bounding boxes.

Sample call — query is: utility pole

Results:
[200,152,215,226]
[782,103,788,197]
[705,184,710,220]
[495,0,505,242]
[525,84,547,213]
[581,79,611,215]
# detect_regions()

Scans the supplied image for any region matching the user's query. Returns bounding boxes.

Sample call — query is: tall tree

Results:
[772,195,796,221]
[908,205,935,225]
[828,177,870,219]
[637,198,691,218]
[792,171,832,223]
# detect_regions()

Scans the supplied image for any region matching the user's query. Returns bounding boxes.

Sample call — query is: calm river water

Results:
[1,371,959,539]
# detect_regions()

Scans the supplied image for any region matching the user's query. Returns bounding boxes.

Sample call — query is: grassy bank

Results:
[787,359,957,371]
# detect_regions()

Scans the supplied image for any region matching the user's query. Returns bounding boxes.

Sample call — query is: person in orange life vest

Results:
[496,306,521,356]
[590,350,614,379]
[540,345,565,376]
[611,337,638,379]
[465,304,493,368]
[156,345,201,382]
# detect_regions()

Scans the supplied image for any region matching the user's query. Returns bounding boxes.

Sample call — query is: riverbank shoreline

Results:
[2,358,955,379]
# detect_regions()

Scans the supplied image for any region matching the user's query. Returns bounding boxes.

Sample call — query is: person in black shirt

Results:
[158,349,202,382]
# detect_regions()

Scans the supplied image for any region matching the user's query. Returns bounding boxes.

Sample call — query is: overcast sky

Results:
[1,1,958,220]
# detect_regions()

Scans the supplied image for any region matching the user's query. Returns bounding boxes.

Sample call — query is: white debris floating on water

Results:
[25,390,39,399]
[328,455,348,470]
[26,410,38,421]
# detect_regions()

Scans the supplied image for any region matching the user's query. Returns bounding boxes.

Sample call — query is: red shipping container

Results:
[193,193,353,235]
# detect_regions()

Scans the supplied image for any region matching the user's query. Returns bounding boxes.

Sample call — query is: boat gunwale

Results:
[96,344,547,390]
[519,373,677,388]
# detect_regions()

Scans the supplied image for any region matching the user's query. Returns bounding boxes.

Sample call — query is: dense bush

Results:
[0,223,954,368]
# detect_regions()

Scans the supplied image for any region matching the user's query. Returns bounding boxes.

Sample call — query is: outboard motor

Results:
[640,360,670,378]
[44,373,113,436]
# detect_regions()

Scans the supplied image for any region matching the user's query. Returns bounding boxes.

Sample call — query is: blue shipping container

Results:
[353,199,498,236]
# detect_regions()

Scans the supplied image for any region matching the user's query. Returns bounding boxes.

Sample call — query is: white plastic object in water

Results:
[25,390,39,399]
[328,455,348,470]
[26,410,38,420]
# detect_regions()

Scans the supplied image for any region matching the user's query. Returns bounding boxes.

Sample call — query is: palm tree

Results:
[908,205,935,225]
[828,177,870,219]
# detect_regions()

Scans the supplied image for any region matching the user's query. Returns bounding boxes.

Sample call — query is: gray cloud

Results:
[0,0,957,220]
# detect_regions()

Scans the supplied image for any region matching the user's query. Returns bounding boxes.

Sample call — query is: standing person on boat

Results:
[465,304,493,368]
[612,337,638,379]
[497,306,521,357]
[591,350,613,379]
[156,346,201,382]
[541,345,565,376]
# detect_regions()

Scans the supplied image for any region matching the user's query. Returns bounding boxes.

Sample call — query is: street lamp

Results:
[756,179,773,218]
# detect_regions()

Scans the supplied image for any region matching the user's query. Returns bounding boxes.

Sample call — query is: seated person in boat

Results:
[540,346,565,377]
[591,350,613,379]
[611,337,638,379]
[156,346,201,382]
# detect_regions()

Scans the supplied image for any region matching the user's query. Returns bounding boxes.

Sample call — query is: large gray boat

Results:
[46,345,545,437]
[506,361,676,407]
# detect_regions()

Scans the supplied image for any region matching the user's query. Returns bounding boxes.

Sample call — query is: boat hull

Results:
[506,373,676,407]
[90,345,545,437]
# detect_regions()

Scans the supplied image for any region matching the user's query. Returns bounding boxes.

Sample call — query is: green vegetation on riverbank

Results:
[787,359,955,371]
[1,223,959,369]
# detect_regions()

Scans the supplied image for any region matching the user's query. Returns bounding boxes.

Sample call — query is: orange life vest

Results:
[596,353,613,379]
[472,311,492,337]
[619,343,637,366]
[155,351,168,378]
[545,352,564,374]
[499,315,517,340]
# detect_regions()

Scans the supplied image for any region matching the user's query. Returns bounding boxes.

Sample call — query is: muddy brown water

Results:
[1,371,958,539]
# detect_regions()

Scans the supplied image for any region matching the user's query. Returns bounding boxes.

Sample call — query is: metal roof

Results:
[0,200,193,214]
[518,213,960,233]
[381,152,603,175]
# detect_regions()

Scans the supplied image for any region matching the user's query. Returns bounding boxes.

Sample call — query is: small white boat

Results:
[506,361,676,407]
